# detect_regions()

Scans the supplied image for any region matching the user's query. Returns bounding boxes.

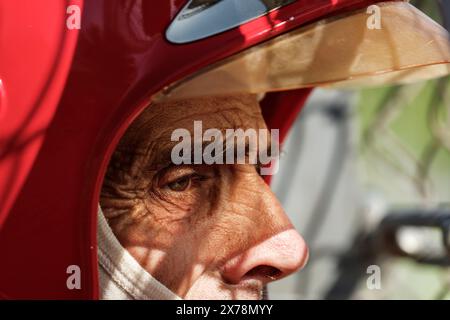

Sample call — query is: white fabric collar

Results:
[97,206,181,300]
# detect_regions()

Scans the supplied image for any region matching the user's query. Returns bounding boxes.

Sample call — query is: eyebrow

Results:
[151,141,181,170]
[149,136,272,170]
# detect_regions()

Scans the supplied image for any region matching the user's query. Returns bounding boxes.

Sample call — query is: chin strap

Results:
[97,206,181,300]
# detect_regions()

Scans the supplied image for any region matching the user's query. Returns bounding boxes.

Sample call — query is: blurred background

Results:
[269,0,450,300]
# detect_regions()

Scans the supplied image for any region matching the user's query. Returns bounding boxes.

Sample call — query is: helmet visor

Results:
[158,1,450,101]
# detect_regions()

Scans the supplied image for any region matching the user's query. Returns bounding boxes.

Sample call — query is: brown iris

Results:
[167,176,191,192]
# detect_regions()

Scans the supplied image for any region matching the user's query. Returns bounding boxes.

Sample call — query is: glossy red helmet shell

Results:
[0,0,443,298]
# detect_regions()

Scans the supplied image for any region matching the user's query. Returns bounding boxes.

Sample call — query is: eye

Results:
[157,165,213,194]
[166,176,191,192]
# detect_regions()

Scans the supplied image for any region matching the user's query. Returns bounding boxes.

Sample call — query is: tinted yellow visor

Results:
[157,1,450,101]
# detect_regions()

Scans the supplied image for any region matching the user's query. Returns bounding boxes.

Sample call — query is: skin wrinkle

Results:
[100,94,307,299]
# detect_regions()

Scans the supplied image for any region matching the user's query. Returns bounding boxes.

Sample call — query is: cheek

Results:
[194,198,266,265]
[197,215,256,265]
[148,181,218,222]
[126,233,201,294]
[135,188,216,249]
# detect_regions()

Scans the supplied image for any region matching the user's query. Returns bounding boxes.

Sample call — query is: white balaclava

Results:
[97,207,181,300]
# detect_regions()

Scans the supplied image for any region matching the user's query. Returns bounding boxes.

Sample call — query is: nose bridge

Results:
[258,179,292,232]
[257,182,309,270]
[221,177,308,284]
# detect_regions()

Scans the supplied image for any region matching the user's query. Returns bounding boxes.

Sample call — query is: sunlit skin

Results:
[100,94,308,299]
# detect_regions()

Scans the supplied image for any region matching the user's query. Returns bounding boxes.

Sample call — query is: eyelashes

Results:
[165,175,192,192]
[154,162,262,197]
[156,165,212,194]
[164,173,209,192]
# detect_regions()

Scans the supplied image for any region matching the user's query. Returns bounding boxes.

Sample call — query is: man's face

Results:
[100,94,308,299]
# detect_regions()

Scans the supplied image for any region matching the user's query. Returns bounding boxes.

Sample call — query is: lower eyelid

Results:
[163,174,208,190]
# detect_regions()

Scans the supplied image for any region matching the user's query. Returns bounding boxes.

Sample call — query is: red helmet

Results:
[1,0,449,299]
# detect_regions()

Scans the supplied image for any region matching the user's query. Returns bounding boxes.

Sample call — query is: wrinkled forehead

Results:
[119,94,267,148]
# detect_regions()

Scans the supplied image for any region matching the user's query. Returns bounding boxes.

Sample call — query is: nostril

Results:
[221,230,308,285]
[244,265,282,282]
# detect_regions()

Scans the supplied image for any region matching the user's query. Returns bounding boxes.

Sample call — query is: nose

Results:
[222,229,308,284]
[221,184,308,285]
